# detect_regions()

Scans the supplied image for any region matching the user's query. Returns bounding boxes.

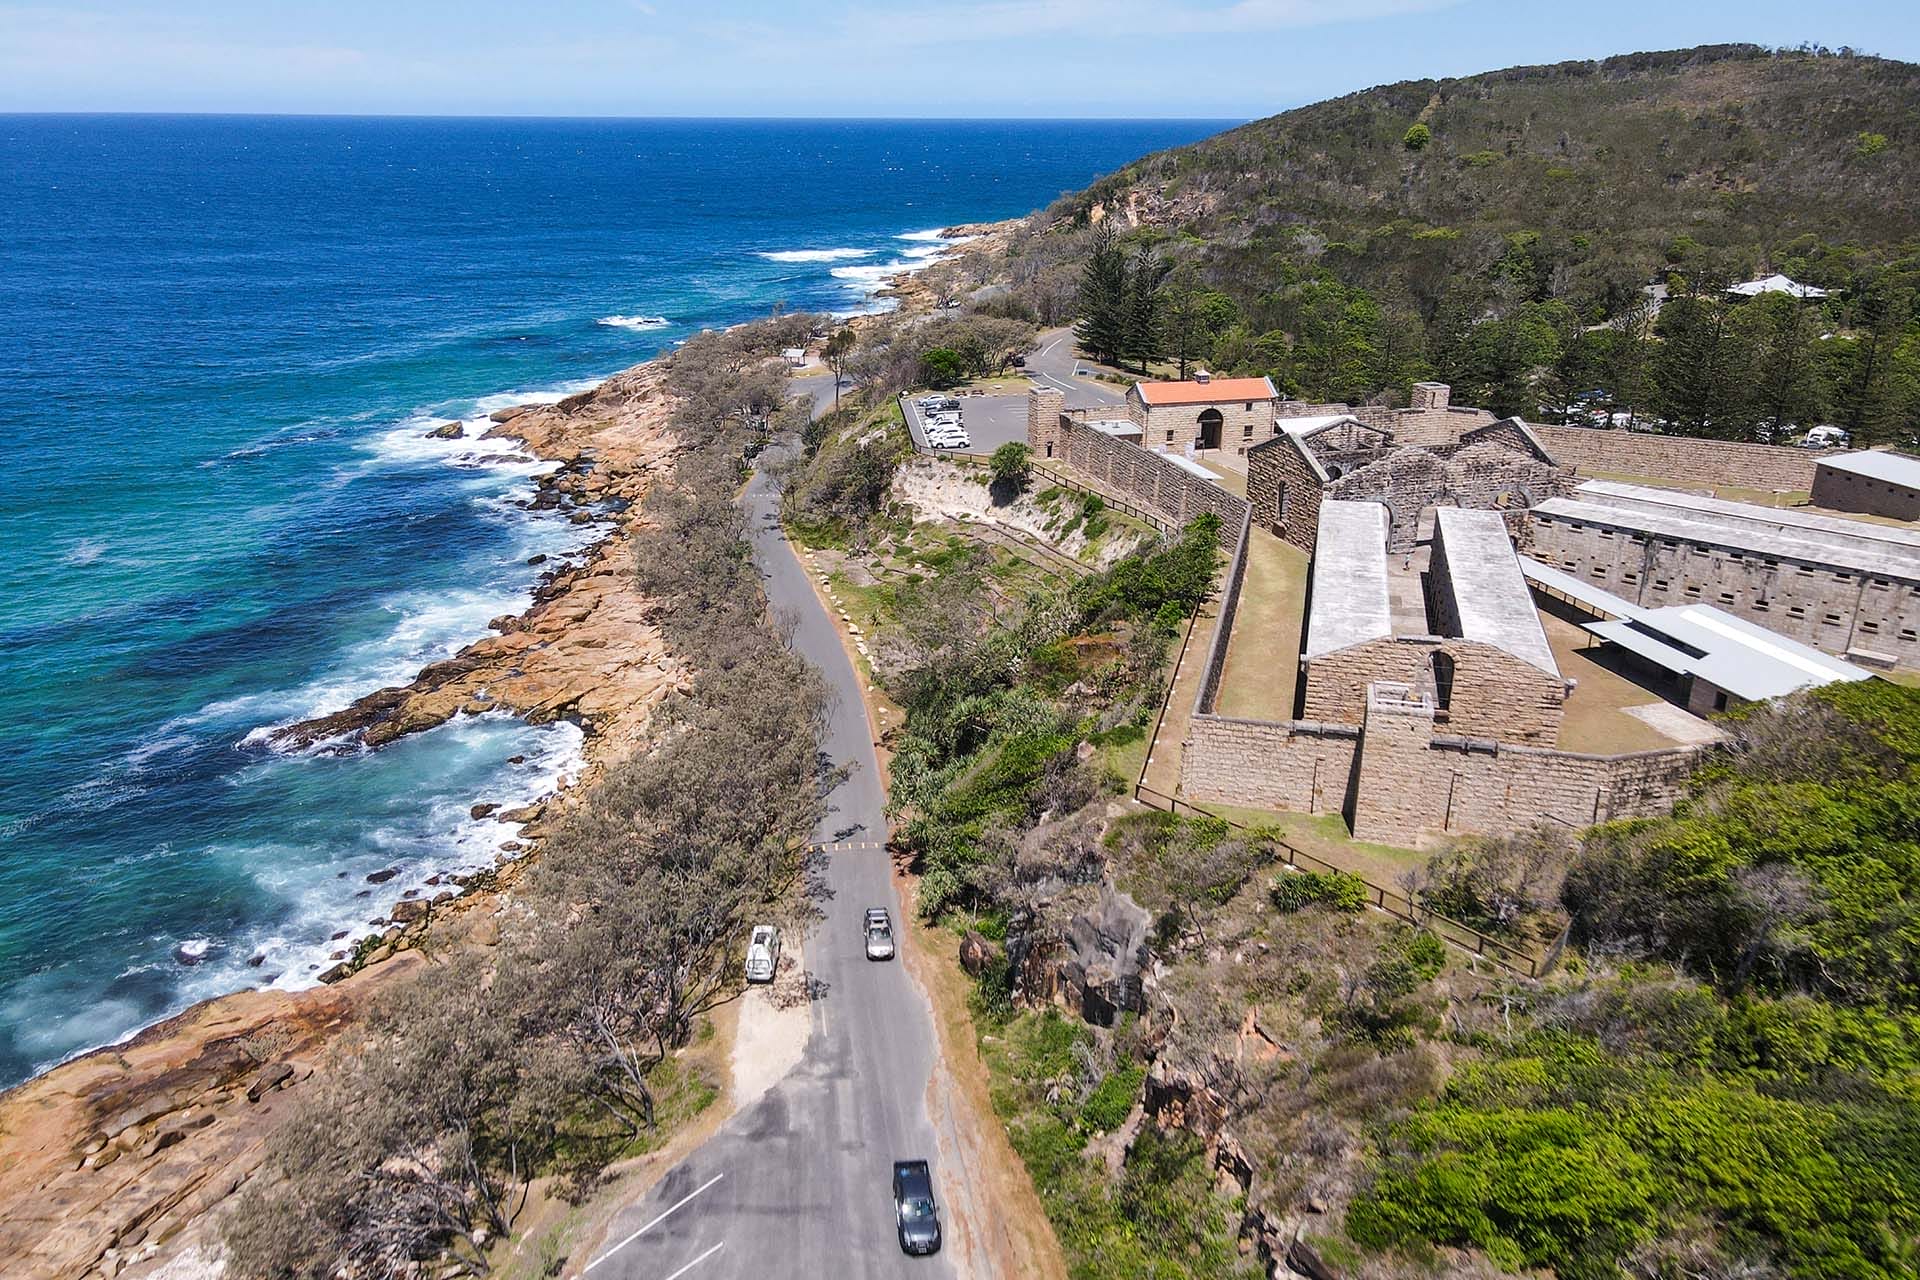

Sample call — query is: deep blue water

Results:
[0,115,1228,1087]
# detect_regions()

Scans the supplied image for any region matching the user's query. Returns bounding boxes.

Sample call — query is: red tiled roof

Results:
[1132,376,1278,407]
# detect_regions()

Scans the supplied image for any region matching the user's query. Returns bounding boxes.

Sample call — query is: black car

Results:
[892,1159,942,1256]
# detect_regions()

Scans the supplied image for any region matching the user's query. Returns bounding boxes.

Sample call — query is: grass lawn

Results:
[1542,611,1688,752]
[1171,802,1428,887]
[1213,529,1309,723]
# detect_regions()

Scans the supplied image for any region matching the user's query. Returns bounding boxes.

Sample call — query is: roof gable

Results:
[1134,376,1278,407]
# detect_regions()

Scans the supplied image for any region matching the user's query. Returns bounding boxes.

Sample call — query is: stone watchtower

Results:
[1027,387,1066,460]
[1350,682,1442,845]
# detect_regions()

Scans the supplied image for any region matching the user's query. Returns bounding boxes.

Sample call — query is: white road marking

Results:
[659,1243,725,1280]
[583,1173,726,1272]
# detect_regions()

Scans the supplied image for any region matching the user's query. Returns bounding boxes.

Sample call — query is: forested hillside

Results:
[985,45,1920,443]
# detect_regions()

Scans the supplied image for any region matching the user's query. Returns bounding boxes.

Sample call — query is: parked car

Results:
[744,923,780,983]
[931,435,972,451]
[1009,354,1026,367]
[865,907,895,961]
[1803,424,1851,449]
[892,1160,942,1256]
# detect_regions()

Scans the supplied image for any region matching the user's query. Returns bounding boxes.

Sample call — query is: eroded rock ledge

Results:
[0,360,690,1280]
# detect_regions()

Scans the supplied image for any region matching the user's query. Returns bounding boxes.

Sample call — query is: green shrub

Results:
[1403,122,1432,151]
[1270,869,1370,913]
[1079,1060,1145,1134]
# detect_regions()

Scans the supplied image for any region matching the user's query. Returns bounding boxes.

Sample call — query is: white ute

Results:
[745,923,781,983]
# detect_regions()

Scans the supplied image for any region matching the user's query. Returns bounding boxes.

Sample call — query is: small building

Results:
[1810,450,1920,522]
[1520,558,1873,714]
[1126,372,1278,454]
[1728,273,1829,300]
[782,347,807,368]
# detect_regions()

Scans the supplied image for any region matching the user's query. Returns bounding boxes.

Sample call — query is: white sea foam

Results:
[896,228,954,242]
[221,716,586,997]
[758,247,876,263]
[597,314,671,331]
[830,259,919,284]
[62,538,106,567]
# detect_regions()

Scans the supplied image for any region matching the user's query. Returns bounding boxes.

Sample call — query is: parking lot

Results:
[900,392,1032,455]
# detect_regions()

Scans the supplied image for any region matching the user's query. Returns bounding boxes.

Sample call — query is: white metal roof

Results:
[1728,273,1829,299]
[1518,557,1638,619]
[1086,418,1143,437]
[1155,450,1222,482]
[1434,508,1558,675]
[1537,483,1920,580]
[1586,606,1870,701]
[1575,481,1920,551]
[1305,502,1393,659]
[1816,450,1920,490]
[1520,557,1873,702]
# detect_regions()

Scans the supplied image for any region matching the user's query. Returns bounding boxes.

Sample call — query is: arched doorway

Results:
[1197,407,1224,450]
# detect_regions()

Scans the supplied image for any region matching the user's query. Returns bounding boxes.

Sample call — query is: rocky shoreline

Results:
[0,224,1010,1280]
[0,358,690,1280]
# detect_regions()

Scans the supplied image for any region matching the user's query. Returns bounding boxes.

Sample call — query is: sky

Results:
[0,0,1916,118]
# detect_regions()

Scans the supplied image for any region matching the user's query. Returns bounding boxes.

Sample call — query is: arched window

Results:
[1430,651,1455,714]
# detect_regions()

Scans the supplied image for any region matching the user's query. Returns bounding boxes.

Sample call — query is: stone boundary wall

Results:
[1183,715,1359,814]
[1531,423,1819,493]
[1055,413,1252,532]
[1194,505,1254,717]
[1182,709,1703,842]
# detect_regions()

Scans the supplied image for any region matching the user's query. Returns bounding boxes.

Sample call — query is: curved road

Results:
[581,422,957,1279]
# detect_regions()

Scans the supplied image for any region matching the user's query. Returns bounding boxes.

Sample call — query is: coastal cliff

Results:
[0,362,688,1280]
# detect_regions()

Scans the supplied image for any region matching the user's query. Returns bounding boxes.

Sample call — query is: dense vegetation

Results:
[223,318,831,1278]
[983,46,1920,443]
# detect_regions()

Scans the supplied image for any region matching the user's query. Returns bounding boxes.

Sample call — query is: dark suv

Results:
[892,1159,942,1256]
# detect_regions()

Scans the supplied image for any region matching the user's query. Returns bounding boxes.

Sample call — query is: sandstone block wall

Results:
[1530,424,1819,492]
[1183,701,1701,846]
[1182,715,1359,814]
[1528,510,1920,667]
[1027,387,1065,459]
[1046,409,1253,533]
[1810,463,1920,521]
[1248,434,1324,553]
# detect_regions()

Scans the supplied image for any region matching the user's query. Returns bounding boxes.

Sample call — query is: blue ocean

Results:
[0,115,1228,1087]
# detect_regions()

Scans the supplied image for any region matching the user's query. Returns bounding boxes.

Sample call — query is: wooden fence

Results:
[1130,783,1570,978]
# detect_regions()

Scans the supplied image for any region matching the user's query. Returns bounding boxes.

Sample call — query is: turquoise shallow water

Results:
[0,115,1229,1087]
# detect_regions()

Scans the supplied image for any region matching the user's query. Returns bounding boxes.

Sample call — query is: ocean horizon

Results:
[0,114,1231,1089]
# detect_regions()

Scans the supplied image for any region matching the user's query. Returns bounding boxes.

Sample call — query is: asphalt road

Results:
[581,420,956,1280]
[900,329,1126,454]
[1021,327,1124,407]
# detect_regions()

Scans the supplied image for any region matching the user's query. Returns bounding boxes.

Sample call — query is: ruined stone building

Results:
[1245,397,1576,555]
[1527,480,1920,671]
[1300,504,1567,744]
[1180,500,1700,845]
